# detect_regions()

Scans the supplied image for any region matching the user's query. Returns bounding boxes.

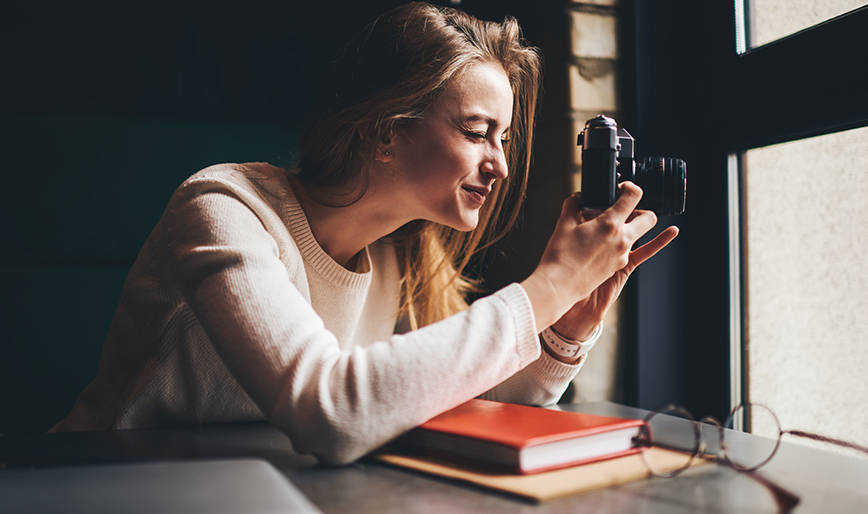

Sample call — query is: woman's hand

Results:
[521,182,678,335]
[552,215,679,341]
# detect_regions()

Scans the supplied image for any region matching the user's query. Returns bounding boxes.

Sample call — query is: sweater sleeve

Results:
[480,345,586,405]
[482,322,606,405]
[162,176,543,465]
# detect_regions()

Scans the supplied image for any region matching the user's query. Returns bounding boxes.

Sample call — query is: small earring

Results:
[384,149,391,156]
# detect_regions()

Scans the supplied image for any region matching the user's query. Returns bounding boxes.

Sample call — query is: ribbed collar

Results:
[283,181,372,290]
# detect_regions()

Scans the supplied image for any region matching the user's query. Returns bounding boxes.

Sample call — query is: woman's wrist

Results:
[521,267,586,330]
[551,318,601,342]
[539,323,602,363]
[520,273,565,331]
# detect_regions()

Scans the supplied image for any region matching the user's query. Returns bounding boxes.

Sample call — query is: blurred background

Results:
[0,0,580,434]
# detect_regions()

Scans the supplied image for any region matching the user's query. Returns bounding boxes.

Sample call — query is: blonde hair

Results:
[294,2,542,329]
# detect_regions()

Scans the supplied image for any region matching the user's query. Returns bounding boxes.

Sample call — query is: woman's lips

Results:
[462,185,490,204]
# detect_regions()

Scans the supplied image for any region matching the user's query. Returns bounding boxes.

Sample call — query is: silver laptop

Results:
[0,458,322,514]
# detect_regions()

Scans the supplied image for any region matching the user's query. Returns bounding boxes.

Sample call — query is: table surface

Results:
[2,402,867,513]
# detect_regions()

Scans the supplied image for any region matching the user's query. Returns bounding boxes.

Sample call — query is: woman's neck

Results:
[292,179,411,270]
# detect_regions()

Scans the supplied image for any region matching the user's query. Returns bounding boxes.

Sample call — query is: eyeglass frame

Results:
[633,401,868,513]
[635,401,868,477]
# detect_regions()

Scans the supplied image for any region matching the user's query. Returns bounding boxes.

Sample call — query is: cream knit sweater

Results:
[54,162,589,464]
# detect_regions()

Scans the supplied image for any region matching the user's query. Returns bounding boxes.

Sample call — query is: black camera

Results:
[578,115,687,215]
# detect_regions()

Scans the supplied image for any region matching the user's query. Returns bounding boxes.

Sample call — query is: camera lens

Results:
[635,157,687,215]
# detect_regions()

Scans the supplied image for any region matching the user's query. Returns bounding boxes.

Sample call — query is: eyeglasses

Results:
[633,402,868,513]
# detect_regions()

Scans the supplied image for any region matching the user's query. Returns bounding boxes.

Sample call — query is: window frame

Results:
[619,1,868,420]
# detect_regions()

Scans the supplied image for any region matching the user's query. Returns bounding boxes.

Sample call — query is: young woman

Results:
[52,2,678,465]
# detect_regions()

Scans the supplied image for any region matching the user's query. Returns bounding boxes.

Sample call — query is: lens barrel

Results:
[635,157,687,216]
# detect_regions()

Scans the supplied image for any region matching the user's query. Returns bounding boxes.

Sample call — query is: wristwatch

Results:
[540,323,602,359]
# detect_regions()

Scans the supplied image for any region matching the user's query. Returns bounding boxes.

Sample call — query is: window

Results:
[739,126,868,450]
[737,0,867,50]
[732,1,868,454]
[620,1,868,438]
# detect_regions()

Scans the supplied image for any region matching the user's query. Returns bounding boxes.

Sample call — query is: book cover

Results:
[392,399,645,474]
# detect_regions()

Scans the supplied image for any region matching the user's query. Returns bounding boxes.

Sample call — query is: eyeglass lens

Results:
[721,403,782,472]
[640,402,788,478]
[640,404,701,477]
[640,403,801,511]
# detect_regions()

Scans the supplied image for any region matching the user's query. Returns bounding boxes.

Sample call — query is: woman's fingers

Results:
[541,183,675,309]
[577,182,642,222]
[628,226,680,269]
[581,182,656,238]
[561,192,583,218]
[608,182,644,220]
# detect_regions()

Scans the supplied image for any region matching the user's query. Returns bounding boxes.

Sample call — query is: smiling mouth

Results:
[462,186,489,204]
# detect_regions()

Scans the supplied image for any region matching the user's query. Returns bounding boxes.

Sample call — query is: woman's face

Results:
[387,62,514,232]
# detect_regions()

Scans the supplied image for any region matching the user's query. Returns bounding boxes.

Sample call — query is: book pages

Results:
[372,448,706,502]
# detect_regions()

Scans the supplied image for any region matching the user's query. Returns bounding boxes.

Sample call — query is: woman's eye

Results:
[465,130,509,146]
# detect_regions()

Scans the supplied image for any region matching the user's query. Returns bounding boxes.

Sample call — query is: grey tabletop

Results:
[2,402,866,513]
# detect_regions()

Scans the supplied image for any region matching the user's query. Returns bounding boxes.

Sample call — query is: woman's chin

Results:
[448,214,479,232]
[424,207,480,232]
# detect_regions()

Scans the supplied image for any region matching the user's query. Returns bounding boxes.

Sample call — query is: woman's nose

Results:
[482,145,509,180]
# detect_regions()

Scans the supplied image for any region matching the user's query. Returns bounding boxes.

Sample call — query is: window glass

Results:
[739,0,866,50]
[743,125,868,457]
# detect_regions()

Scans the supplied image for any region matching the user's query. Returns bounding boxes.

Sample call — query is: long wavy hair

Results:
[293,2,542,329]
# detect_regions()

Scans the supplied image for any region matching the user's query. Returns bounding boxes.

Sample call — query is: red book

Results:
[392,399,645,474]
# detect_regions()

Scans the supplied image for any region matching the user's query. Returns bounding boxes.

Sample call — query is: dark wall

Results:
[0,1,572,434]
[3,1,387,121]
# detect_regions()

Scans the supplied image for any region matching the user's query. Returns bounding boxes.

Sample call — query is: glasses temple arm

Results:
[783,430,868,456]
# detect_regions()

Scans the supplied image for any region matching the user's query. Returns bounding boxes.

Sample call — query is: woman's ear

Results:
[358,125,394,163]
[376,134,394,163]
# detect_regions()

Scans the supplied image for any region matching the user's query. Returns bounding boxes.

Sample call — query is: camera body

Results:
[578,115,687,215]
